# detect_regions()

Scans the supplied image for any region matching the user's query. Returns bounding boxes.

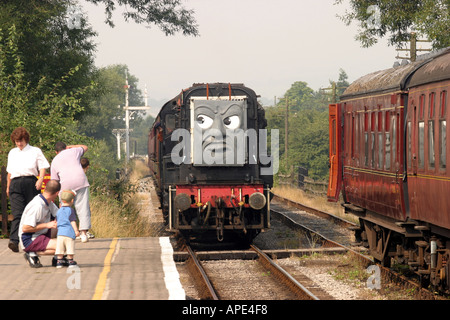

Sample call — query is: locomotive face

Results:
[195,101,244,132]
[191,98,247,166]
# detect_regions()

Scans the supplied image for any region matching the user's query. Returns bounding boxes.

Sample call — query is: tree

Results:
[85,0,199,35]
[266,71,350,181]
[335,0,450,49]
[289,110,329,180]
[0,0,97,103]
[0,26,93,166]
[322,68,350,103]
[279,81,316,112]
[335,68,350,99]
[130,115,155,155]
[78,64,144,145]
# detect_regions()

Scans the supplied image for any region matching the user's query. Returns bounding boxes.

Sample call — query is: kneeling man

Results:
[19,180,60,268]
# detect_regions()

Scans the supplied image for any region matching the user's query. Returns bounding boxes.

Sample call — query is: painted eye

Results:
[223,116,240,129]
[196,115,213,129]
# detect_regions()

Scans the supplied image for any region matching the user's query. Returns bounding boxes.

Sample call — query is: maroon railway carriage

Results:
[328,48,450,292]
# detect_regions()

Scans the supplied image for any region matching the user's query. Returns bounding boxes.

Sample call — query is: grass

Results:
[129,159,151,183]
[271,184,359,224]
[89,159,159,238]
[90,194,155,238]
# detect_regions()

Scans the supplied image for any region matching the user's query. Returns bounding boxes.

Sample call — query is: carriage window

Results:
[392,115,397,165]
[364,112,369,131]
[418,121,425,169]
[371,132,375,168]
[332,119,336,156]
[419,95,425,119]
[440,91,447,118]
[351,115,355,158]
[440,120,447,169]
[371,112,376,131]
[378,111,382,131]
[407,122,412,169]
[429,93,436,118]
[364,133,369,167]
[378,133,383,169]
[428,120,435,169]
[385,112,390,131]
[356,114,360,157]
[385,133,391,170]
[345,114,350,155]
[363,110,369,167]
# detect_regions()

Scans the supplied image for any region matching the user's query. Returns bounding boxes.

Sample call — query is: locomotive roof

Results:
[341,47,450,100]
[151,82,258,127]
[408,48,450,88]
[157,83,256,114]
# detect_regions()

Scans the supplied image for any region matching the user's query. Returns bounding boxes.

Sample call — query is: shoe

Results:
[56,260,65,269]
[52,256,69,267]
[8,240,19,253]
[87,231,95,239]
[24,252,42,268]
[68,260,78,268]
[80,234,88,243]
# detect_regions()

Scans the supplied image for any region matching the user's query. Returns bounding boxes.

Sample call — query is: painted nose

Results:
[211,115,226,134]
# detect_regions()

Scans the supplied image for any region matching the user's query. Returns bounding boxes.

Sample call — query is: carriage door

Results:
[392,106,407,220]
[327,104,342,202]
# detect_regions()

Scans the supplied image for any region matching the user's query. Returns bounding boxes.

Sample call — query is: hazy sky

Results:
[80,0,406,108]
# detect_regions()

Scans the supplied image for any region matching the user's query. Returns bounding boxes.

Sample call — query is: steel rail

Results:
[250,244,320,300]
[185,245,220,300]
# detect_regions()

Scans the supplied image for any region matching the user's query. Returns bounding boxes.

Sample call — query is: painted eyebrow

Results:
[195,106,216,115]
[195,103,242,116]
[220,103,242,115]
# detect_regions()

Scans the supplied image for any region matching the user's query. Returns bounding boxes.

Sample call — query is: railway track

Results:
[182,241,325,300]
[269,194,446,300]
[269,195,368,258]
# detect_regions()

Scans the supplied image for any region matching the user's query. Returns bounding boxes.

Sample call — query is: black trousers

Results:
[9,176,39,243]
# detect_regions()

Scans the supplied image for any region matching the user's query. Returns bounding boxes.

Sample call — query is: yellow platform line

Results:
[92,237,119,300]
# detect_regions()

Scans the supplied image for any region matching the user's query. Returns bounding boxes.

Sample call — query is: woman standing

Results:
[6,127,50,252]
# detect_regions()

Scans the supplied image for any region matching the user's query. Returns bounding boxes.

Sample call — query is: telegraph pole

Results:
[112,129,127,160]
[396,32,431,62]
[124,75,150,162]
[321,81,347,104]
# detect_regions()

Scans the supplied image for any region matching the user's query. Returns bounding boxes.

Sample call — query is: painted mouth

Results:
[202,142,230,156]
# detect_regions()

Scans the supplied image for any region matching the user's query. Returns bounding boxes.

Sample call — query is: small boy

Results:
[55,190,80,268]
[81,157,89,173]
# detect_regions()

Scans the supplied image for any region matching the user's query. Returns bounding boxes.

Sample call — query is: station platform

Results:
[0,236,185,300]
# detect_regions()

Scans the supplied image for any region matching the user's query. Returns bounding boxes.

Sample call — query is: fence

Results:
[277,166,328,196]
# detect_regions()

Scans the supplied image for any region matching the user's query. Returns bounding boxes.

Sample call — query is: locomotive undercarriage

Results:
[166,186,270,243]
[175,205,265,243]
[345,206,450,294]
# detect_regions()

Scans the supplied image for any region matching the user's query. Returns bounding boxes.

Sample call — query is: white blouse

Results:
[6,144,50,179]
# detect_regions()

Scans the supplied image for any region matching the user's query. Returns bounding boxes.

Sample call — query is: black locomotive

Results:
[148,83,274,242]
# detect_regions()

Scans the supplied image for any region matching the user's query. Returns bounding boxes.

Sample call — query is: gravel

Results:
[277,254,385,300]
